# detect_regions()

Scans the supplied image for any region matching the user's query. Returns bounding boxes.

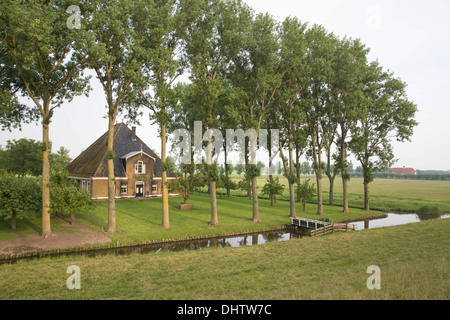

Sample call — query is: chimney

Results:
[132,127,137,141]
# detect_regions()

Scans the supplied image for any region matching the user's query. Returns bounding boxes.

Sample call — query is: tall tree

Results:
[127,0,198,229]
[332,38,369,213]
[1,0,90,237]
[186,0,252,226]
[274,17,308,219]
[230,12,283,222]
[78,0,147,232]
[350,62,417,211]
[302,25,337,216]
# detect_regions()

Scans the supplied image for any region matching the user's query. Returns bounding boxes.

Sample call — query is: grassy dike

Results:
[1,218,448,300]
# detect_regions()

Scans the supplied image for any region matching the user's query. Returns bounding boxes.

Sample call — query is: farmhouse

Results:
[66,123,176,200]
[390,167,418,175]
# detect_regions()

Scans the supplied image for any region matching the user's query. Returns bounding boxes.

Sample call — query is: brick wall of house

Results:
[124,153,155,197]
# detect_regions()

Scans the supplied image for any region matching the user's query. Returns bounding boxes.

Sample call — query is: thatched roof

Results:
[66,123,174,178]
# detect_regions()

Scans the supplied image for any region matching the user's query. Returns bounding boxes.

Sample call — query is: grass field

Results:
[1,177,448,300]
[228,175,450,213]
[1,193,384,245]
[1,218,448,300]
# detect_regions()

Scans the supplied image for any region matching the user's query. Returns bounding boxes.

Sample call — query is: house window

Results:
[135,161,146,174]
[81,180,85,190]
[86,181,91,192]
[120,184,128,195]
[152,182,158,194]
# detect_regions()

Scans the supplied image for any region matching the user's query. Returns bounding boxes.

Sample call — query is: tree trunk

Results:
[296,148,301,203]
[11,212,16,230]
[316,172,324,216]
[106,117,116,233]
[251,175,260,222]
[161,122,170,229]
[268,142,274,207]
[364,179,370,211]
[207,129,218,226]
[224,146,231,197]
[288,125,296,218]
[71,212,75,225]
[329,176,335,206]
[244,139,251,199]
[288,181,296,218]
[340,130,349,213]
[41,117,52,237]
[342,174,349,213]
[209,180,218,226]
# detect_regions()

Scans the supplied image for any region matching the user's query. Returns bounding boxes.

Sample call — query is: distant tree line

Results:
[351,171,450,181]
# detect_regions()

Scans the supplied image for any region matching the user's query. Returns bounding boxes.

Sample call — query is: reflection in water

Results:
[75,230,305,258]
[354,213,450,230]
[1,229,307,265]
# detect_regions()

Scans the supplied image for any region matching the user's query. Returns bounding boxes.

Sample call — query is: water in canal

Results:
[352,212,450,230]
[0,229,306,265]
[2,212,448,265]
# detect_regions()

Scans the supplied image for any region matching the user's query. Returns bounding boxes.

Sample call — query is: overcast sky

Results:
[1,0,449,171]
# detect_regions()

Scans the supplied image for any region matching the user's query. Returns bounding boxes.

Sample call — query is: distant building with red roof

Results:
[390,167,417,175]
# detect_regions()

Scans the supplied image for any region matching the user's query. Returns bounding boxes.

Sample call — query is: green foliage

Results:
[237,177,251,194]
[167,163,204,204]
[246,164,261,180]
[0,0,91,116]
[417,205,439,214]
[49,146,72,176]
[0,174,41,228]
[220,174,237,192]
[208,164,220,182]
[162,157,176,173]
[261,177,285,201]
[50,175,95,219]
[235,164,245,176]
[0,139,43,177]
[296,179,317,211]
[107,150,116,160]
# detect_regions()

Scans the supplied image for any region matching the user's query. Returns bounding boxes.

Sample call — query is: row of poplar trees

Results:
[0,0,417,236]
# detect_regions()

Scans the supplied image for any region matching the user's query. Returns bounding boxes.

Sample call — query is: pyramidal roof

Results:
[66,123,173,178]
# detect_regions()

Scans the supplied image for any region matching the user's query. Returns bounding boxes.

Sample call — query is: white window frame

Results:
[152,182,158,194]
[86,180,91,192]
[120,183,128,195]
[135,161,146,174]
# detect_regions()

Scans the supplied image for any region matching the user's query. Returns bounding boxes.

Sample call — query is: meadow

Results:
[229,175,450,213]
[1,218,448,300]
[0,177,448,300]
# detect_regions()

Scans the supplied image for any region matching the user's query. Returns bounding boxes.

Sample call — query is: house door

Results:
[136,182,144,198]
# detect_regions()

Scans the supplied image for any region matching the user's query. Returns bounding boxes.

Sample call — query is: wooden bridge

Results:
[290,217,356,237]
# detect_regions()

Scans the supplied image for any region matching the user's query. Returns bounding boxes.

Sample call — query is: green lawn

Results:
[1,218,448,300]
[0,193,385,245]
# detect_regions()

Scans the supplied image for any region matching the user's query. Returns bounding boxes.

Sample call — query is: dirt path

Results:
[0,222,112,257]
